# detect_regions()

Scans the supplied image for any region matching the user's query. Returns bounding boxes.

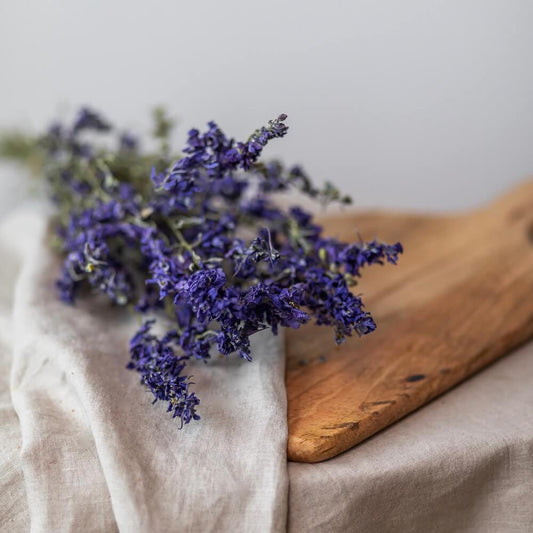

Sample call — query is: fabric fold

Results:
[0,203,31,532]
[8,205,118,532]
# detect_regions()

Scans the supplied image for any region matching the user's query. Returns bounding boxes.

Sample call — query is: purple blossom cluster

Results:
[41,107,402,426]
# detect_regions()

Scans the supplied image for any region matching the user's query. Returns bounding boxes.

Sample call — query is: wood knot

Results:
[406,374,425,382]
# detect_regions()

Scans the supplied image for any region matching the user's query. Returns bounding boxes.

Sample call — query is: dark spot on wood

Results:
[406,374,425,382]
[508,205,528,222]
[440,368,451,374]
[528,222,533,245]
[322,421,360,431]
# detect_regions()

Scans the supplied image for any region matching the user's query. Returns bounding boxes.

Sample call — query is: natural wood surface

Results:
[286,180,533,463]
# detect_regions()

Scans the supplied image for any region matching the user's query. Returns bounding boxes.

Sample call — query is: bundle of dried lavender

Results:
[1,107,401,426]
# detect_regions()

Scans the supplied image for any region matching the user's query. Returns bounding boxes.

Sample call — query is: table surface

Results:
[1,194,532,533]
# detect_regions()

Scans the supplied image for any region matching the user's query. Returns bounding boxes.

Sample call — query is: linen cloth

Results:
[1,199,532,532]
[1,203,288,532]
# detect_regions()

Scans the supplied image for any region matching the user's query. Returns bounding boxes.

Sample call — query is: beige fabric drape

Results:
[1,202,532,533]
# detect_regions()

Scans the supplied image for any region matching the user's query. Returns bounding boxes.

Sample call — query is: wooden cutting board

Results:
[286,180,533,463]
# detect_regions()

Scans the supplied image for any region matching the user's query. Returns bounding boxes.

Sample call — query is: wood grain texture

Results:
[286,180,533,463]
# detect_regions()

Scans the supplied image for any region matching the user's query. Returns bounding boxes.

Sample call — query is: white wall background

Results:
[1,0,532,212]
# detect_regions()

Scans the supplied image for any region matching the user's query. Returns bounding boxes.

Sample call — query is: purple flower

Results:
[340,240,403,276]
[119,132,138,151]
[128,321,200,426]
[185,268,227,323]
[72,107,111,134]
